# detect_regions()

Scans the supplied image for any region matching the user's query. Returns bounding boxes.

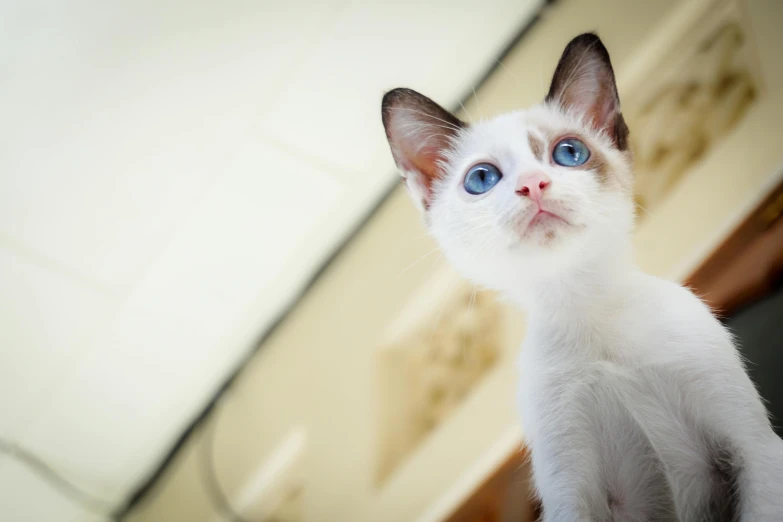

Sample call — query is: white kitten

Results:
[381,33,783,521]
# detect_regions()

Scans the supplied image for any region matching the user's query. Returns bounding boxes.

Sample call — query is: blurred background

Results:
[1,1,781,521]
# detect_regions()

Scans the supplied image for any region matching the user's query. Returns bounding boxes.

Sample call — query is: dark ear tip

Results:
[380,87,465,145]
[382,87,408,106]
[382,88,416,125]
[382,87,420,110]
[564,32,611,60]
[570,32,602,44]
[381,88,465,131]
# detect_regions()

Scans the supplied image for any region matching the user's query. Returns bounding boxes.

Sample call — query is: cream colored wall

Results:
[129,1,783,521]
[633,0,783,280]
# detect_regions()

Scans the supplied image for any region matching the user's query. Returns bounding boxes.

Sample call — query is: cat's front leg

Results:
[528,431,606,522]
[740,435,783,521]
[679,344,783,521]
[519,351,609,520]
[522,373,608,522]
[711,392,783,521]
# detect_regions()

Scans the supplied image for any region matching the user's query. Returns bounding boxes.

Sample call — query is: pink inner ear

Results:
[397,158,432,201]
[382,87,465,206]
[546,35,626,148]
[387,111,460,192]
[402,141,444,182]
[559,70,617,133]
[587,90,618,133]
[390,131,440,204]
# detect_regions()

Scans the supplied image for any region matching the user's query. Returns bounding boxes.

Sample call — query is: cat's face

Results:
[382,34,634,293]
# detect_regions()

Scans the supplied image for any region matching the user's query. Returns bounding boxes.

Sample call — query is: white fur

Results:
[400,103,783,520]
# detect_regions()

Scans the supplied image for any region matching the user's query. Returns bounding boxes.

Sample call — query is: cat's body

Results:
[381,33,783,521]
[519,269,761,521]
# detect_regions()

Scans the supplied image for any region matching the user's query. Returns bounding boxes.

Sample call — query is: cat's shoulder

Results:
[629,271,713,317]
[625,271,732,356]
[622,272,722,337]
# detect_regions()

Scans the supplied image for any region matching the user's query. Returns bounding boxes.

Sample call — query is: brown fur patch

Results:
[613,112,630,151]
[586,144,611,185]
[528,132,545,161]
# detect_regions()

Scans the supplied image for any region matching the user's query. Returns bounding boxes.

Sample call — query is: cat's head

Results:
[381,33,634,295]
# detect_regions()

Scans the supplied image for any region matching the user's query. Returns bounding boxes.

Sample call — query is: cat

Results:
[380,33,783,521]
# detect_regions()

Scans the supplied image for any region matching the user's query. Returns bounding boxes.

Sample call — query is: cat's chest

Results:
[516,326,659,436]
[518,327,628,389]
[518,349,623,425]
[516,330,699,463]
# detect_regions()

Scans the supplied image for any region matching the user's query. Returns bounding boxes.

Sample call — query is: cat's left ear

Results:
[546,33,629,151]
[382,88,465,212]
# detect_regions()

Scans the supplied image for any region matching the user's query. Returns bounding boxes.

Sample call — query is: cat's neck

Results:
[510,241,636,329]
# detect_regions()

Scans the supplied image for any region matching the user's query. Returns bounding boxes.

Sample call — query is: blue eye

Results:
[464,163,502,195]
[552,138,590,167]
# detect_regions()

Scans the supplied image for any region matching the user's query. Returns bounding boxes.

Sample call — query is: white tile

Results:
[0,247,116,440]
[22,141,343,496]
[128,139,344,340]
[258,0,542,178]
[19,307,224,499]
[0,1,346,292]
[0,456,111,522]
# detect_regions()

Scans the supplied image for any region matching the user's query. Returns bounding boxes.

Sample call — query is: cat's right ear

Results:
[381,88,465,212]
[546,33,629,151]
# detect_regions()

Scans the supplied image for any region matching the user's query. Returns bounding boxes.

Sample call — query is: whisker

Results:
[397,246,442,276]
[463,286,479,363]
[457,99,474,124]
[471,86,484,117]
[387,107,463,132]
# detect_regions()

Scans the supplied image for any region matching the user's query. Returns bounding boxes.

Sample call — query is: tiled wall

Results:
[0,1,541,520]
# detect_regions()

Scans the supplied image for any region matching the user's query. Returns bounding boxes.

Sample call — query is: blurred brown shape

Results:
[631,22,757,214]
[687,178,783,316]
[376,290,504,485]
[444,445,540,522]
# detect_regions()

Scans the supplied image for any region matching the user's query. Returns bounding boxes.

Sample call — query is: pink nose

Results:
[516,173,551,203]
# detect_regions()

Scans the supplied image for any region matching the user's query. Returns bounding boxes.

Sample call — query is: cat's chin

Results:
[519,210,572,245]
